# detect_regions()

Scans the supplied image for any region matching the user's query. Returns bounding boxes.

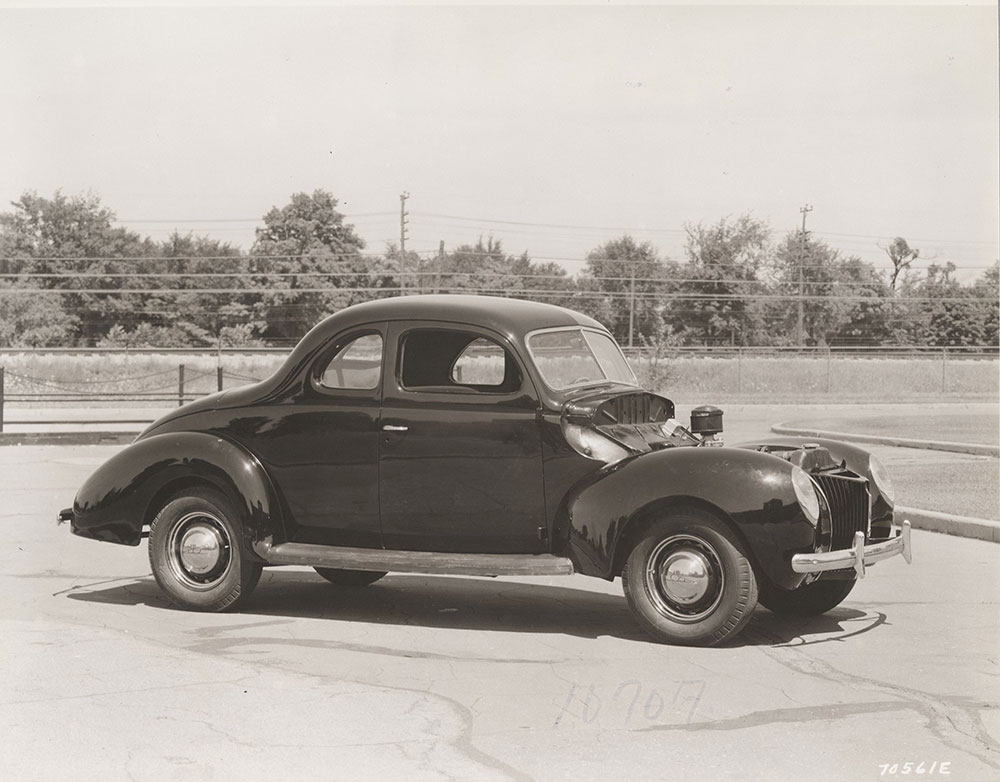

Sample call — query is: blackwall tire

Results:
[758,578,856,616]
[148,488,262,612]
[313,568,387,586]
[622,510,758,647]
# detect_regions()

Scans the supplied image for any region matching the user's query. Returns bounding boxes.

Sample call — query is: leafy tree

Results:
[579,235,671,346]
[770,234,892,345]
[432,237,526,295]
[510,253,578,310]
[0,190,157,344]
[680,215,770,345]
[146,232,257,346]
[248,190,367,341]
[882,237,920,292]
[913,262,995,346]
[0,283,78,346]
[383,244,420,293]
[412,239,577,310]
[825,257,895,345]
[973,262,999,346]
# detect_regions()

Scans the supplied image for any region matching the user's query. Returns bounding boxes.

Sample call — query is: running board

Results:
[262,543,575,577]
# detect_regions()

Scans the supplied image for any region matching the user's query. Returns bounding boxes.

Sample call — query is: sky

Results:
[2,2,998,282]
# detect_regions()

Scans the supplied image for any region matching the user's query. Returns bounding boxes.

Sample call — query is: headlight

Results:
[869,455,895,506]
[791,466,821,526]
[564,423,630,465]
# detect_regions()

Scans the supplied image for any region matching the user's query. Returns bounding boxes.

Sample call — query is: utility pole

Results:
[628,264,636,349]
[399,191,410,290]
[436,239,445,294]
[797,204,813,346]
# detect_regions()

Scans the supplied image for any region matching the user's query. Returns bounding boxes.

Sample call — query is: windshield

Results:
[526,328,638,390]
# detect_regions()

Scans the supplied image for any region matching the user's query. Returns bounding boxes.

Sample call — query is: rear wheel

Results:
[148,488,262,612]
[758,578,855,616]
[314,568,387,586]
[622,510,758,647]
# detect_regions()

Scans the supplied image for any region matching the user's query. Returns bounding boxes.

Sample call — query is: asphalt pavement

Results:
[2,444,999,781]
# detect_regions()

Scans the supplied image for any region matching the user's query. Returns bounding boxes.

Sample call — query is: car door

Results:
[232,324,386,548]
[378,321,548,554]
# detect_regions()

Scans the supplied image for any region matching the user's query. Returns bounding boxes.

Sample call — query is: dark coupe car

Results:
[62,295,911,646]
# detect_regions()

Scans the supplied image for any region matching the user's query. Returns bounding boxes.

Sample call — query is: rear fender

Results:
[563,447,814,590]
[71,431,284,555]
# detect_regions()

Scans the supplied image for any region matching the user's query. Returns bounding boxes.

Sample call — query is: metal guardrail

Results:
[620,345,998,359]
[1,345,996,357]
[0,346,291,356]
[0,364,239,432]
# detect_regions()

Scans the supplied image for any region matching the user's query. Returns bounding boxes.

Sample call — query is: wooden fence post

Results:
[178,364,185,407]
[0,366,5,433]
[941,348,947,393]
[217,366,224,392]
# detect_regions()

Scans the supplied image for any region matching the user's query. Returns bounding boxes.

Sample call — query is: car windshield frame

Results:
[524,326,639,391]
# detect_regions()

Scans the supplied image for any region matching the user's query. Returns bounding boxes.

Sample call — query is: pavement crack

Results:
[747,628,1000,769]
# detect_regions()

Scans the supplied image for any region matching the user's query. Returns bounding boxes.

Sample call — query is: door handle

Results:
[382,424,409,432]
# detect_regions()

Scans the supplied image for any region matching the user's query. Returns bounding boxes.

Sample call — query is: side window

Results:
[451,338,506,386]
[399,329,521,393]
[320,333,383,390]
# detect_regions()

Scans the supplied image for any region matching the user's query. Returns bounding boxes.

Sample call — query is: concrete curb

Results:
[771,423,999,458]
[898,505,1000,544]
[0,431,138,446]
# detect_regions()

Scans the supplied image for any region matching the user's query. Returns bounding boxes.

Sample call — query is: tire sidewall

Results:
[623,512,757,646]
[149,488,258,611]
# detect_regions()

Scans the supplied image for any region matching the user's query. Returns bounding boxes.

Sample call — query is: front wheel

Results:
[622,510,758,647]
[148,488,262,612]
[758,578,855,616]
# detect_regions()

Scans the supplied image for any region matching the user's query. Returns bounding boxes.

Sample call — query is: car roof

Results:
[317,294,605,339]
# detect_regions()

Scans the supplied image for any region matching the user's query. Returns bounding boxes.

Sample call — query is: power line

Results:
[108,210,999,248]
[115,212,397,224]
[0,286,991,303]
[4,251,994,269]
[1,273,993,290]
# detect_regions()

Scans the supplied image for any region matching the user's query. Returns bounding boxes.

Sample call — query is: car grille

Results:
[813,473,870,549]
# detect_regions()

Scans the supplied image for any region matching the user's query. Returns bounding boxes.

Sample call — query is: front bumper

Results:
[792,520,912,578]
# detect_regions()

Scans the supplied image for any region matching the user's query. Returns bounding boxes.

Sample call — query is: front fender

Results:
[71,431,285,553]
[563,447,814,589]
[734,435,893,524]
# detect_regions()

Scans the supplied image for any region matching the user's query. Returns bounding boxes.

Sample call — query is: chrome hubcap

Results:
[658,549,712,605]
[645,534,724,623]
[166,511,232,590]
[179,525,224,575]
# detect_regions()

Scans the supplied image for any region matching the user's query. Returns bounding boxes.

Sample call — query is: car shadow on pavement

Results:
[65,569,885,647]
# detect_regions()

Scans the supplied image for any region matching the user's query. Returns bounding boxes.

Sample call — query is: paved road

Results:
[2,446,998,781]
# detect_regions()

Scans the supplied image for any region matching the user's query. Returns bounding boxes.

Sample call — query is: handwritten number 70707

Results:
[553,679,706,727]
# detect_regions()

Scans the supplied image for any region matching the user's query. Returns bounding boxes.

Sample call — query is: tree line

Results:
[0,189,996,349]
